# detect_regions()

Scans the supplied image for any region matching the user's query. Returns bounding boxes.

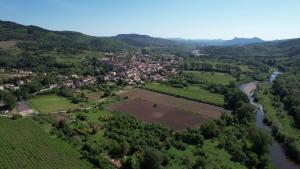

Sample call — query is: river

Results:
[240,71,300,169]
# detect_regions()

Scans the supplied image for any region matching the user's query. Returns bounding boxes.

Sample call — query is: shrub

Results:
[12,114,22,120]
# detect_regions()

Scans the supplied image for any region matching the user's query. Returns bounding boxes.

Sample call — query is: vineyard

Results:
[0,118,93,169]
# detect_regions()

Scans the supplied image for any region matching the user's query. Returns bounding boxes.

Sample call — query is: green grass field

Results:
[144,83,224,106]
[27,95,83,114]
[183,71,236,85]
[0,118,93,169]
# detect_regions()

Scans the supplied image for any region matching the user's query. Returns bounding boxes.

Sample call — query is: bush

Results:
[76,113,87,121]
[122,155,140,169]
[200,121,219,139]
[141,148,163,169]
[12,114,22,120]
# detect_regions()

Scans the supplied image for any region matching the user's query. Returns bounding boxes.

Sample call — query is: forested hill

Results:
[113,34,179,47]
[0,20,135,52]
[198,38,300,58]
[1,20,300,56]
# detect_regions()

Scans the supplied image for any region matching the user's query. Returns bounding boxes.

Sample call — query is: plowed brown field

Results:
[109,88,224,130]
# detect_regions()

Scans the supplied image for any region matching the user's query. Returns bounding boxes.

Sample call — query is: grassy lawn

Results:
[27,95,83,114]
[183,71,236,85]
[144,83,224,106]
[0,118,93,169]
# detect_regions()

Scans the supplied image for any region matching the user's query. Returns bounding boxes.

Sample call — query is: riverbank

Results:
[257,82,300,168]
[240,71,300,169]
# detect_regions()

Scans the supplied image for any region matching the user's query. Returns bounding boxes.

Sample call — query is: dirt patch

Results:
[109,88,224,130]
[16,101,35,116]
[240,82,258,96]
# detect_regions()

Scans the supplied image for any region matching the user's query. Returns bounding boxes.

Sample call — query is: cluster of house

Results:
[0,80,30,90]
[102,52,182,85]
[51,75,96,89]
[0,69,33,90]
[0,68,33,75]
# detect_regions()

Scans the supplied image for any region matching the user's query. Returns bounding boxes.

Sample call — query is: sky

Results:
[0,0,299,40]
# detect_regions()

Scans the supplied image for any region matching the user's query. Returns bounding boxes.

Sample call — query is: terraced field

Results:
[0,118,93,169]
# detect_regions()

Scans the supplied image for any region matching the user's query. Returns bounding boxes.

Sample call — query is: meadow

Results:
[144,83,224,106]
[183,71,236,85]
[0,118,93,169]
[27,95,83,114]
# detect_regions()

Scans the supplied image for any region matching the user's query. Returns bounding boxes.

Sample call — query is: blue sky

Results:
[0,0,299,40]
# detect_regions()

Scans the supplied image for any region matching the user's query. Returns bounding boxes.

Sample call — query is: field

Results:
[80,89,104,102]
[0,73,24,80]
[56,51,104,64]
[109,88,224,130]
[0,40,18,49]
[183,71,236,85]
[27,95,84,114]
[144,83,224,106]
[0,118,93,169]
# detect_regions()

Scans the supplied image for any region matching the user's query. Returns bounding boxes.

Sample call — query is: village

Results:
[0,52,183,116]
[101,51,183,85]
[0,52,182,91]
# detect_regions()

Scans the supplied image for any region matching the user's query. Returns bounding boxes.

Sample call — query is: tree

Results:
[200,121,219,139]
[121,141,130,156]
[108,140,122,158]
[224,89,248,110]
[122,155,140,169]
[193,156,207,169]
[249,128,271,156]
[0,90,16,110]
[141,148,163,169]
[233,103,255,124]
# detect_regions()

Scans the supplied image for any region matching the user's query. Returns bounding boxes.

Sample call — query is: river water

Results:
[240,71,300,169]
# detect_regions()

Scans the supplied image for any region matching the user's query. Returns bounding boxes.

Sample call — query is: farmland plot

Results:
[110,88,224,130]
[0,118,93,169]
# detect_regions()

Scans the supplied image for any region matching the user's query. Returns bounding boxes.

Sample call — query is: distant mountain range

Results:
[169,37,264,46]
[0,20,266,49]
[0,20,299,57]
[113,34,265,47]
